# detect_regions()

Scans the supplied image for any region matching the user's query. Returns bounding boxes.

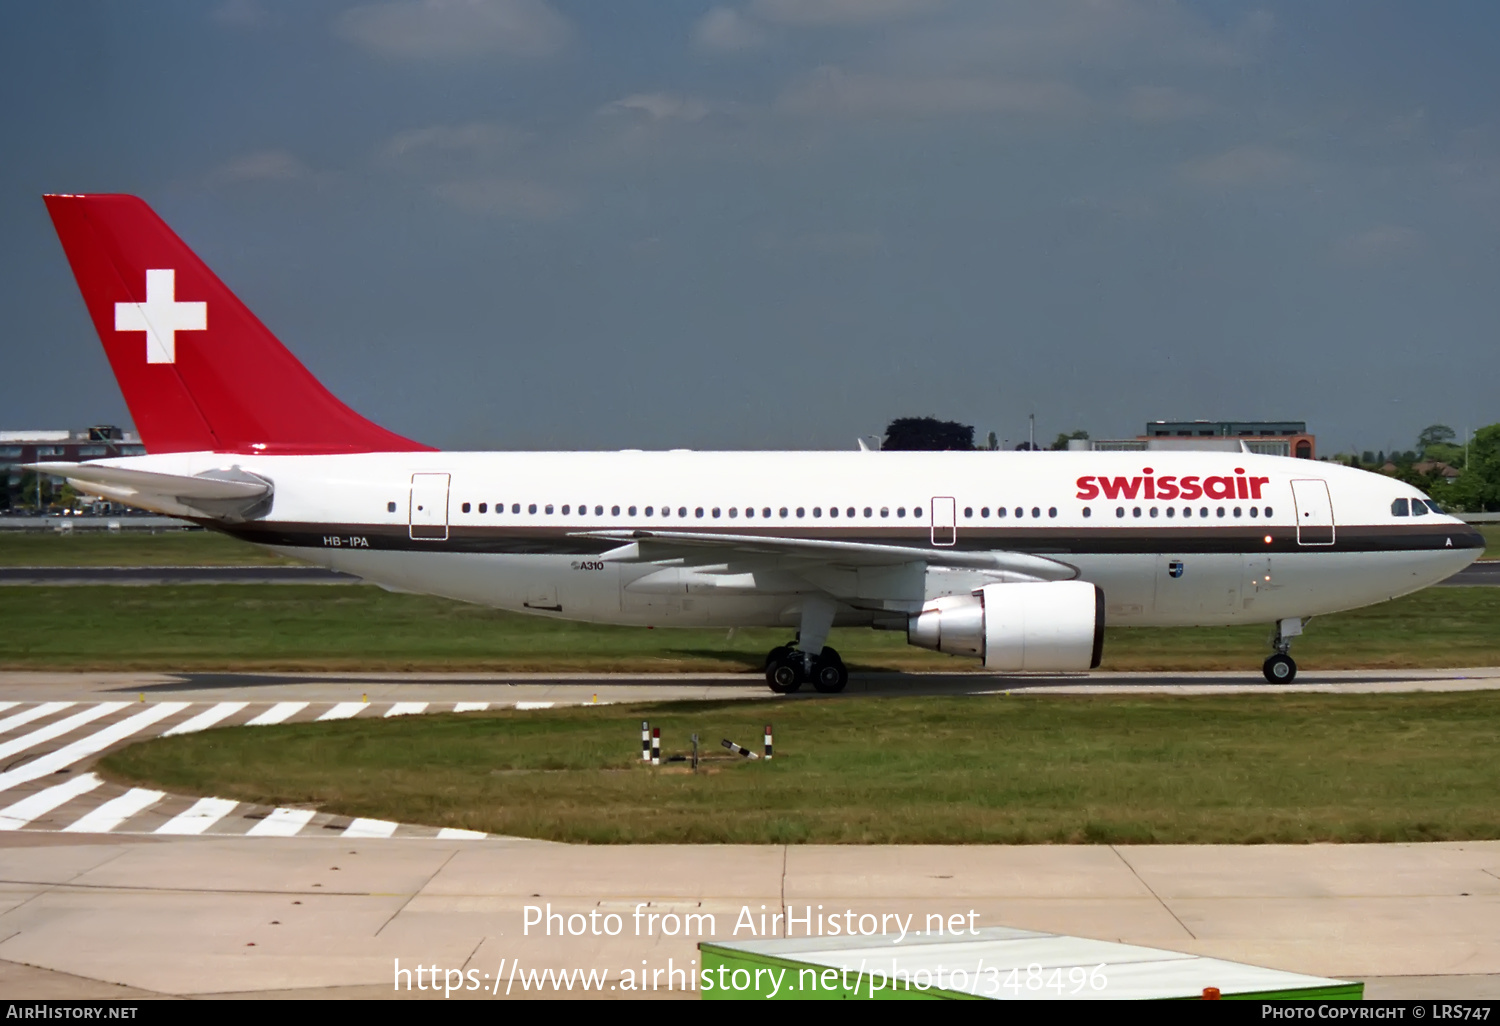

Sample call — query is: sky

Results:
[2,0,1497,455]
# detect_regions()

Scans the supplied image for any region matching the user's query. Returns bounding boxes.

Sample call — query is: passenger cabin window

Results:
[1391,498,1409,517]
[462,502,471,513]
[528,503,537,514]
[479,503,487,513]
[387,501,397,513]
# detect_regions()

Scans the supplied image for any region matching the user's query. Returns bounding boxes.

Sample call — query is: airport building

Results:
[1073,421,1316,458]
[1,425,145,509]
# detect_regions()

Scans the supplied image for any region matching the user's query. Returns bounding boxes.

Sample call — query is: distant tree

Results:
[1437,423,1500,512]
[14,472,57,510]
[983,431,999,451]
[1417,424,1456,453]
[882,417,975,451]
[1361,451,1376,466]
[1049,430,1089,451]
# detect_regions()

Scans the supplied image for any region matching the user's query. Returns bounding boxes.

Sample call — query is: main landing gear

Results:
[765,645,848,694]
[766,594,849,695]
[1262,617,1303,684]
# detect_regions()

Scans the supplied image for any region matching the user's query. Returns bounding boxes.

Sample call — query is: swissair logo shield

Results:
[114,269,206,364]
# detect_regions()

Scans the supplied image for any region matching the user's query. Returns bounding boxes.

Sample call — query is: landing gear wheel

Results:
[811,651,848,694]
[766,655,803,694]
[764,645,793,671]
[1263,653,1297,684]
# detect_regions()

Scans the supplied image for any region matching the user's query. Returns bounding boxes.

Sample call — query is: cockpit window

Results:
[1410,499,1428,516]
[1391,498,1409,517]
[1425,499,1446,515]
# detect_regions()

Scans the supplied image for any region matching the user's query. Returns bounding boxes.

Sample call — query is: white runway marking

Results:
[0,773,105,830]
[63,787,166,834]
[246,807,316,837]
[0,703,124,762]
[0,702,189,795]
[161,701,248,737]
[436,828,487,840]
[0,702,74,737]
[156,797,238,835]
[246,702,309,726]
[384,702,428,717]
[452,702,489,712]
[514,701,554,710]
[342,818,398,838]
[316,702,367,721]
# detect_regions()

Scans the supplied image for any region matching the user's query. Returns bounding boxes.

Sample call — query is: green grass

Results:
[98,692,1500,844]
[2,585,1498,672]
[1481,524,1500,560]
[0,530,297,566]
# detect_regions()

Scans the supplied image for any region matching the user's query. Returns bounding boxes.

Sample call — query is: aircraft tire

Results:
[766,657,803,694]
[812,654,848,694]
[765,645,793,671]
[1262,653,1297,684]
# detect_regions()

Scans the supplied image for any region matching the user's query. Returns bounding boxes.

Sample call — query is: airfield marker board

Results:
[699,926,1361,1001]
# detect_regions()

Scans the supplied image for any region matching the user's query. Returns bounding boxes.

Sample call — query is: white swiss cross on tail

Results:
[114,268,206,364]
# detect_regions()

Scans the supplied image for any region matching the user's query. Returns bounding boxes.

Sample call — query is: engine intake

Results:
[907,581,1104,671]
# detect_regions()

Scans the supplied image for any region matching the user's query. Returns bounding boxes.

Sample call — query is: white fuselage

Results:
[95,449,1483,632]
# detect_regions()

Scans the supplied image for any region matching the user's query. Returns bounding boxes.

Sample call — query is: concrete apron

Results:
[0,835,1496,999]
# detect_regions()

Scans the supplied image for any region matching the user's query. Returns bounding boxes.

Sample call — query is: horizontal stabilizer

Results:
[572,529,1078,580]
[25,462,273,522]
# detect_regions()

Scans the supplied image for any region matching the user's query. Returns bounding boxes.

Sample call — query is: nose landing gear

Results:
[1262,617,1303,684]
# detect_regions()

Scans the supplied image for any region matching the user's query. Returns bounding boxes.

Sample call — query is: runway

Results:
[0,673,1496,999]
[2,560,1495,585]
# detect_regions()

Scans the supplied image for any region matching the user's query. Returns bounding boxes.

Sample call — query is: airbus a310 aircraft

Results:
[31,194,1484,692]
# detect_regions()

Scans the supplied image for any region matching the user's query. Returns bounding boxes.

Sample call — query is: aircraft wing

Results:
[572,529,1078,580]
[24,462,273,522]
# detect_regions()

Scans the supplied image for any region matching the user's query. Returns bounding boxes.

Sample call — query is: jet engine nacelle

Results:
[906,581,1105,671]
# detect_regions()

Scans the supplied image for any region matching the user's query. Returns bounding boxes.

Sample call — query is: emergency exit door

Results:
[930,496,956,546]
[409,473,450,541]
[1290,479,1335,546]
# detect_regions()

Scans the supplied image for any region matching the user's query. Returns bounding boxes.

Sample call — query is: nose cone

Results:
[1451,524,1487,552]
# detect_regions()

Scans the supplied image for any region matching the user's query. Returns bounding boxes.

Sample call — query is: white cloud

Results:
[1122,85,1211,123]
[383,123,529,170]
[432,178,575,219]
[1180,145,1302,186]
[335,0,570,60]
[212,0,273,29]
[876,1,1272,76]
[1334,225,1421,264]
[751,0,942,27]
[758,228,886,256]
[692,7,765,52]
[599,93,711,123]
[209,149,315,184]
[779,66,1084,119]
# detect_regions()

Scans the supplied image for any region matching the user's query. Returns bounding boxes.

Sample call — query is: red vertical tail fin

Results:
[44,194,432,455]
